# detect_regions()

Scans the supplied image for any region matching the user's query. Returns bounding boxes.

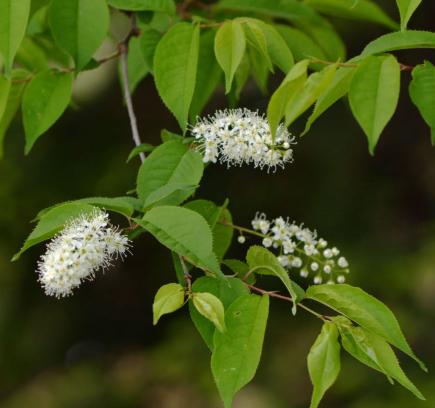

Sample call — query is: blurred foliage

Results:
[1,1,435,406]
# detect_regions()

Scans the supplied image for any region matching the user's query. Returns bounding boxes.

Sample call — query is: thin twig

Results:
[246,284,330,321]
[179,255,192,293]
[119,43,145,163]
[399,63,414,71]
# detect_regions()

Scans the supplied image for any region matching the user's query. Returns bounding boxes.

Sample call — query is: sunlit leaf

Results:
[409,61,435,144]
[13,202,96,261]
[0,0,31,75]
[49,0,109,70]
[307,284,426,370]
[396,0,422,31]
[349,55,400,154]
[214,20,246,94]
[212,294,269,408]
[307,322,341,408]
[22,69,73,153]
[154,22,200,132]
[153,283,185,325]
[137,206,223,278]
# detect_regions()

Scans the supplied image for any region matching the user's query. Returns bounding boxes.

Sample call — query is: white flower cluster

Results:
[191,108,296,171]
[37,210,130,298]
[249,213,350,285]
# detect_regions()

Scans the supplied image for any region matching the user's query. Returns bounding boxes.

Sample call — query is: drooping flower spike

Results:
[191,108,296,171]
[37,210,130,298]
[248,212,350,285]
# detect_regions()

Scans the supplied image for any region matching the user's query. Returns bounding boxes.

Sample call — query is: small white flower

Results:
[282,238,296,254]
[338,257,349,268]
[337,275,346,283]
[304,244,317,256]
[318,238,328,248]
[259,220,270,235]
[191,108,296,171]
[323,249,333,259]
[277,255,289,267]
[291,257,302,268]
[262,237,273,248]
[251,212,350,284]
[314,276,322,284]
[37,210,130,298]
[237,235,246,244]
[252,212,270,234]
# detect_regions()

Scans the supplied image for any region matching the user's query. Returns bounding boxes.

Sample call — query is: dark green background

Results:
[1,2,435,406]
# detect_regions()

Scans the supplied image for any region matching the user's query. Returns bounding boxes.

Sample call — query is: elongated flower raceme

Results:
[191,108,296,171]
[37,210,130,298]
[246,213,350,284]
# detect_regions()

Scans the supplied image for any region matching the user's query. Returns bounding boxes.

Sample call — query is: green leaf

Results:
[409,61,435,144]
[136,140,203,207]
[303,65,355,135]
[193,292,226,332]
[0,76,11,120]
[214,20,246,94]
[189,276,249,349]
[233,53,250,100]
[108,0,175,13]
[124,36,149,93]
[190,29,222,121]
[16,38,49,72]
[307,322,341,408]
[0,0,31,75]
[362,30,435,56]
[260,22,294,73]
[292,18,346,62]
[139,27,161,73]
[267,60,308,139]
[12,202,96,261]
[336,319,425,400]
[216,0,345,61]
[34,197,137,220]
[285,63,337,127]
[333,316,390,377]
[247,44,269,94]
[144,182,198,209]
[153,282,185,325]
[223,259,254,283]
[126,143,155,163]
[275,24,326,64]
[246,245,303,313]
[239,18,272,72]
[137,206,223,277]
[160,129,185,143]
[49,0,109,70]
[75,197,136,217]
[396,0,422,31]
[0,69,28,157]
[22,69,73,154]
[154,22,200,132]
[349,55,400,154]
[184,199,234,261]
[211,294,269,408]
[306,284,426,370]
[305,0,398,29]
